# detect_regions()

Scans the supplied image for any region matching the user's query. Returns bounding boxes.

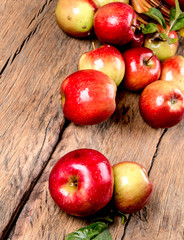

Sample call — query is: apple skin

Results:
[122,47,161,91]
[113,161,153,214]
[139,80,184,128]
[163,0,184,10]
[129,32,144,48]
[160,55,184,93]
[55,0,98,38]
[94,0,129,7]
[93,2,137,46]
[78,44,125,86]
[60,69,117,125]
[144,25,178,61]
[49,149,114,217]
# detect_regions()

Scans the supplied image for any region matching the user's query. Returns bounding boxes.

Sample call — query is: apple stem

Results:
[91,41,96,50]
[133,22,141,30]
[143,55,154,66]
[151,32,167,42]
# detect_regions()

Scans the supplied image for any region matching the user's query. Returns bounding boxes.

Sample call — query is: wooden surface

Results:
[0,1,184,239]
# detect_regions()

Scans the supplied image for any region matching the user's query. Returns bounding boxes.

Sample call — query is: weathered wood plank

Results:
[122,121,184,240]
[0,3,96,238]
[0,0,54,74]
[8,90,164,240]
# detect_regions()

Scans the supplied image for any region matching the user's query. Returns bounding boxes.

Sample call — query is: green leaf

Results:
[144,8,167,29]
[65,222,108,240]
[121,215,126,225]
[92,216,113,224]
[159,33,178,44]
[169,0,184,32]
[175,0,181,18]
[159,32,169,40]
[140,23,158,34]
[170,13,184,31]
[169,7,176,26]
[168,37,178,44]
[93,229,112,240]
[116,211,127,225]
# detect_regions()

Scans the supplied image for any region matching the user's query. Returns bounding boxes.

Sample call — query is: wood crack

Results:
[0,23,40,79]
[0,56,11,78]
[2,118,71,240]
[0,0,54,78]
[120,128,168,239]
[11,24,40,64]
[121,215,132,240]
[27,0,54,28]
[148,128,168,176]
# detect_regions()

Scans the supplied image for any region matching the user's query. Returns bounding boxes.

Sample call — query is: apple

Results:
[55,0,98,38]
[163,0,184,10]
[144,25,178,61]
[113,161,153,214]
[78,44,125,86]
[129,31,144,48]
[139,80,184,128]
[49,149,114,217]
[60,69,117,125]
[122,47,161,91]
[93,2,137,46]
[160,55,184,92]
[94,0,129,7]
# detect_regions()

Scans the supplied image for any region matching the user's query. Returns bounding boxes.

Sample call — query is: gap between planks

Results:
[2,119,70,240]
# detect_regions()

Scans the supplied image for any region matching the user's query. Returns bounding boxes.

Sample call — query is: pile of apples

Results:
[57,0,184,129]
[48,0,184,223]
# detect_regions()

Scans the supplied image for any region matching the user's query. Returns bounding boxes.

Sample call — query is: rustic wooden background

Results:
[1,0,184,239]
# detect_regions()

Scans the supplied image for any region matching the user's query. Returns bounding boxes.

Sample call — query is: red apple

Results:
[160,55,184,92]
[55,0,98,38]
[139,80,184,128]
[144,25,178,61]
[129,31,144,48]
[94,0,129,7]
[113,161,153,214]
[78,44,125,86]
[122,47,161,91]
[49,149,114,217]
[93,2,137,46]
[60,69,117,125]
[163,0,184,10]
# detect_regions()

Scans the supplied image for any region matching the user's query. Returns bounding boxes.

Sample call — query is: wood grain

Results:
[122,121,184,240]
[1,0,184,239]
[8,90,164,240]
[1,0,54,74]
[0,1,96,238]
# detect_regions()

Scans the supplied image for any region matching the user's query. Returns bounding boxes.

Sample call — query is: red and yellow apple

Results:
[49,149,114,217]
[78,44,125,86]
[160,55,184,92]
[144,25,178,61]
[60,69,117,125]
[122,47,161,91]
[113,161,153,214]
[55,0,98,38]
[139,80,184,128]
[93,2,137,46]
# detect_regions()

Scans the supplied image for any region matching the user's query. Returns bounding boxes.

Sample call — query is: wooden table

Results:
[1,1,184,239]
